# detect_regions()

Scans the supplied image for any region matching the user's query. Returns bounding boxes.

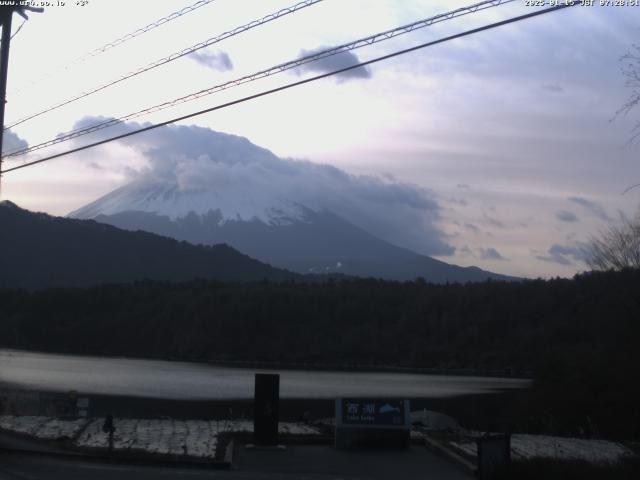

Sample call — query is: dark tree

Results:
[587,211,640,270]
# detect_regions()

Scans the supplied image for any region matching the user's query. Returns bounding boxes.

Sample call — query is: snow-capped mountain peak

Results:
[70,177,308,226]
[67,124,516,283]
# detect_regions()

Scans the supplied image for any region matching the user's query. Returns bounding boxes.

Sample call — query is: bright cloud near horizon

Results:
[2,0,640,279]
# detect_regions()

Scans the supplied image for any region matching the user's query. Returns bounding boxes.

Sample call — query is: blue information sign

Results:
[337,398,409,428]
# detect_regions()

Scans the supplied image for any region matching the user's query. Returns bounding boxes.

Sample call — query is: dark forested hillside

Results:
[1,269,639,437]
[0,270,638,371]
[0,201,298,288]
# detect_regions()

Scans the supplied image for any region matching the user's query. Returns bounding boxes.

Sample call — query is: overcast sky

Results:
[2,0,639,279]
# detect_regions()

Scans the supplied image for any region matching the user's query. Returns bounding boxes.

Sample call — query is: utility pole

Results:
[0,6,14,194]
[0,3,42,197]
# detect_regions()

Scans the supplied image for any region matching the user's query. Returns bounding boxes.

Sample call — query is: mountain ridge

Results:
[81,206,518,283]
[0,201,300,289]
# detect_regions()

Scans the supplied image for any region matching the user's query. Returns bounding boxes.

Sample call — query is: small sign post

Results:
[477,433,511,480]
[102,413,115,454]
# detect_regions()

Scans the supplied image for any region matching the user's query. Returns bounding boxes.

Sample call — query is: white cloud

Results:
[293,47,372,82]
[535,243,590,266]
[189,50,233,72]
[69,117,454,256]
[569,197,612,222]
[2,130,28,155]
[556,210,579,223]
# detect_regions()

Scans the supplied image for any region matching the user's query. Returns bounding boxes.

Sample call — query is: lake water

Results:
[0,349,529,400]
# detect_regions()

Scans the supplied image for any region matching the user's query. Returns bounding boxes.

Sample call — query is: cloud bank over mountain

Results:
[70,116,453,256]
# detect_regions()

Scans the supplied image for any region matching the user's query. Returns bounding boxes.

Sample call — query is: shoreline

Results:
[0,347,533,380]
[0,384,525,432]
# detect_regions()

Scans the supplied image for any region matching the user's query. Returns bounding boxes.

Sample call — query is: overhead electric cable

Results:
[0,3,579,176]
[4,0,516,159]
[10,18,26,40]
[82,0,218,57]
[9,0,219,96]
[4,0,323,130]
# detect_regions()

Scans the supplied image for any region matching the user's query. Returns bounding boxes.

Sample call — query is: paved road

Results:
[0,446,471,479]
[235,445,472,479]
[0,453,220,480]
[0,432,73,456]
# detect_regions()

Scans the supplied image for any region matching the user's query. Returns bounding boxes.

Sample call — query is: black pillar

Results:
[253,373,279,445]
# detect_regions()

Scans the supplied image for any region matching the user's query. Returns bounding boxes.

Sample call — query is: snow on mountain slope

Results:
[70,176,308,227]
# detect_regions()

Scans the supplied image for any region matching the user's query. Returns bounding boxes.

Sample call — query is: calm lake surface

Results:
[0,349,529,400]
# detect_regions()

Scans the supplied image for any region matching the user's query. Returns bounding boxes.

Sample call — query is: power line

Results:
[4,0,516,159]
[83,0,218,57]
[9,0,218,96]
[0,3,579,176]
[9,18,26,40]
[4,0,324,130]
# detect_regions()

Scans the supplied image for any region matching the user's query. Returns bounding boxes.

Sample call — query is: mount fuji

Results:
[69,124,516,283]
